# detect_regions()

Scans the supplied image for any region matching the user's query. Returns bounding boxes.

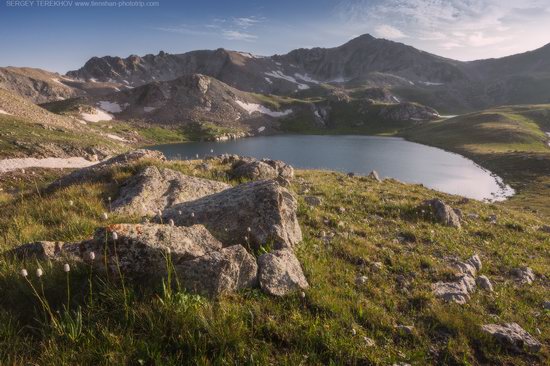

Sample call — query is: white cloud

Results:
[468,32,507,47]
[233,17,262,29]
[222,30,258,42]
[375,24,407,39]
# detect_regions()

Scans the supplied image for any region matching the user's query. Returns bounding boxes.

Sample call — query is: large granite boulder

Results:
[112,166,230,216]
[161,180,302,250]
[423,199,462,229]
[230,157,294,181]
[481,323,542,353]
[257,249,309,296]
[175,245,258,297]
[92,224,224,273]
[48,149,166,191]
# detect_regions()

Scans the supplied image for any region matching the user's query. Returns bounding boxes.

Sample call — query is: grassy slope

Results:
[0,160,548,365]
[401,105,550,218]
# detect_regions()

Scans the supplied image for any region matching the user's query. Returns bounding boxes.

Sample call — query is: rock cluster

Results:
[10,150,309,298]
[432,254,493,304]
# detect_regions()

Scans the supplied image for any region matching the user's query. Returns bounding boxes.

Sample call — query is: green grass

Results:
[401,105,550,218]
[0,160,548,365]
[0,114,123,158]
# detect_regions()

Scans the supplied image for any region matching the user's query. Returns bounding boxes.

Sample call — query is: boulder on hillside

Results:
[258,249,309,296]
[368,170,382,182]
[175,245,258,297]
[481,323,542,353]
[112,166,230,216]
[48,149,166,191]
[379,102,439,121]
[423,198,462,228]
[230,157,294,181]
[10,224,225,276]
[231,160,278,180]
[432,254,481,304]
[92,224,224,273]
[161,180,302,250]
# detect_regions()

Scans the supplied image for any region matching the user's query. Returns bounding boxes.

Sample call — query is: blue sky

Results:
[1,0,550,73]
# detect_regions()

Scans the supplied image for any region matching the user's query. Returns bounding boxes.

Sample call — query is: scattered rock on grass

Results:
[368,170,382,182]
[423,199,462,228]
[481,323,542,353]
[258,249,309,296]
[304,196,322,207]
[476,275,494,292]
[511,267,535,284]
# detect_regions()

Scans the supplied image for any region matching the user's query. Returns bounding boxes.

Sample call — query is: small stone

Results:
[304,196,322,207]
[347,172,355,178]
[488,214,497,224]
[363,337,375,347]
[422,198,461,229]
[511,267,535,284]
[543,301,550,310]
[540,225,550,234]
[395,325,414,335]
[476,275,494,292]
[338,207,346,213]
[355,275,368,286]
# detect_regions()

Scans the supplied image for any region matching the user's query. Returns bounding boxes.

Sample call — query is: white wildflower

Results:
[63,264,70,272]
[21,269,28,277]
[69,200,74,206]
[102,212,108,220]
[300,291,306,299]
[89,251,96,261]
[191,212,195,218]
[112,231,118,241]
[36,268,43,277]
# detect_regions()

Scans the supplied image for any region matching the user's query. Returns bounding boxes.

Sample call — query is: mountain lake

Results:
[151,135,515,201]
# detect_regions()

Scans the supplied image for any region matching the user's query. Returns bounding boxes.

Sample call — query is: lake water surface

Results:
[151,135,514,201]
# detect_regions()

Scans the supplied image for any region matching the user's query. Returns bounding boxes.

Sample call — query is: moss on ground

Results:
[0,160,548,365]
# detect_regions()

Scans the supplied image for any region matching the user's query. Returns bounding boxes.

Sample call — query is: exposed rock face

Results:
[175,245,258,297]
[112,166,230,215]
[162,180,302,250]
[230,157,294,181]
[257,249,309,296]
[432,255,482,304]
[378,102,440,121]
[423,199,462,228]
[8,241,80,261]
[48,149,166,191]
[93,224,224,273]
[511,267,535,284]
[481,323,542,353]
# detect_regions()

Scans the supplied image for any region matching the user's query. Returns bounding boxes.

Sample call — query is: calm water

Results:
[151,135,514,201]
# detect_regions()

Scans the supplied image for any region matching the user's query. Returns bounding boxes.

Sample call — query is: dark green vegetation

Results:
[0,159,548,365]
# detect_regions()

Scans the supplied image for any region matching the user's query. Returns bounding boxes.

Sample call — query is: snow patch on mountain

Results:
[295,73,319,84]
[264,77,273,84]
[420,81,444,86]
[98,101,123,113]
[81,108,113,122]
[236,100,292,117]
[264,71,309,90]
[143,106,157,113]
